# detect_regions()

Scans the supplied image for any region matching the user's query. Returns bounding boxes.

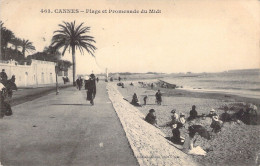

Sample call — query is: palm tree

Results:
[51,21,97,85]
[10,37,23,59]
[10,37,22,51]
[21,39,36,58]
[43,46,61,61]
[1,24,14,60]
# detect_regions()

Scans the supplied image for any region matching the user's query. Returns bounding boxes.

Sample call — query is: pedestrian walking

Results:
[86,74,96,105]
[155,90,162,105]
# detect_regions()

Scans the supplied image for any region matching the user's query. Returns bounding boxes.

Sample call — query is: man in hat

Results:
[145,109,158,126]
[86,74,96,105]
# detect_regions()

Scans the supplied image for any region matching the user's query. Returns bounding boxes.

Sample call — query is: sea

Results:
[161,69,260,99]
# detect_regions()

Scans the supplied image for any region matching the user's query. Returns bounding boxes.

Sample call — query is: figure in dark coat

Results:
[0,83,12,118]
[188,125,211,140]
[76,77,83,90]
[171,123,184,144]
[76,78,80,89]
[155,90,162,105]
[151,83,154,89]
[220,106,232,122]
[145,109,157,126]
[86,74,96,105]
[131,93,141,106]
[188,105,198,121]
[0,69,8,83]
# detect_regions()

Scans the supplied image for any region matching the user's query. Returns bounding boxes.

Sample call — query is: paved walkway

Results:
[11,83,73,106]
[0,82,138,166]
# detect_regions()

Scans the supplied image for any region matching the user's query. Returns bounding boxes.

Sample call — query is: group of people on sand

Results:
[130,90,163,107]
[144,103,258,152]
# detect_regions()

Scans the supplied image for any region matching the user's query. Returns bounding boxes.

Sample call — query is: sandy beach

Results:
[116,79,260,166]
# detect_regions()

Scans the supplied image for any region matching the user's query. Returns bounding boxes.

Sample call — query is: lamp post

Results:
[55,65,59,95]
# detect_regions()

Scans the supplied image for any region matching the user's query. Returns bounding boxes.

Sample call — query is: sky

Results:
[1,0,259,74]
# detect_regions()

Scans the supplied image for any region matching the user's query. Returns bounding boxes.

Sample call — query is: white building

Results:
[0,59,73,87]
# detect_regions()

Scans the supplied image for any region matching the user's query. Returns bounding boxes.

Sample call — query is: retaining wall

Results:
[107,83,199,166]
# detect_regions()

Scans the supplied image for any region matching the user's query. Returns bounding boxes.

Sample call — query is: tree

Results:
[1,22,14,60]
[51,21,97,85]
[21,39,36,58]
[10,37,23,58]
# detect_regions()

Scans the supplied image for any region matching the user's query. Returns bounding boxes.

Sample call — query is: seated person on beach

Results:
[232,108,245,121]
[160,109,179,127]
[249,104,258,114]
[188,125,211,140]
[240,104,258,125]
[179,113,186,126]
[171,123,184,145]
[171,109,179,124]
[210,115,222,133]
[130,82,134,86]
[188,105,198,121]
[145,109,158,126]
[131,93,141,106]
[155,90,162,105]
[181,125,211,153]
[220,106,232,122]
[206,109,218,118]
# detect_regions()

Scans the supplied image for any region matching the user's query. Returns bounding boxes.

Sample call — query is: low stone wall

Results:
[107,83,199,166]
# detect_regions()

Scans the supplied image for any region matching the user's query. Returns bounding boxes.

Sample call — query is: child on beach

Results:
[143,95,148,105]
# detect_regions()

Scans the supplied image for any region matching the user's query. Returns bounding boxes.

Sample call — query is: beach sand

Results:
[117,80,260,166]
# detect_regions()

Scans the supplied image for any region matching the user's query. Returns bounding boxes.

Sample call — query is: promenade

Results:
[0,82,138,166]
